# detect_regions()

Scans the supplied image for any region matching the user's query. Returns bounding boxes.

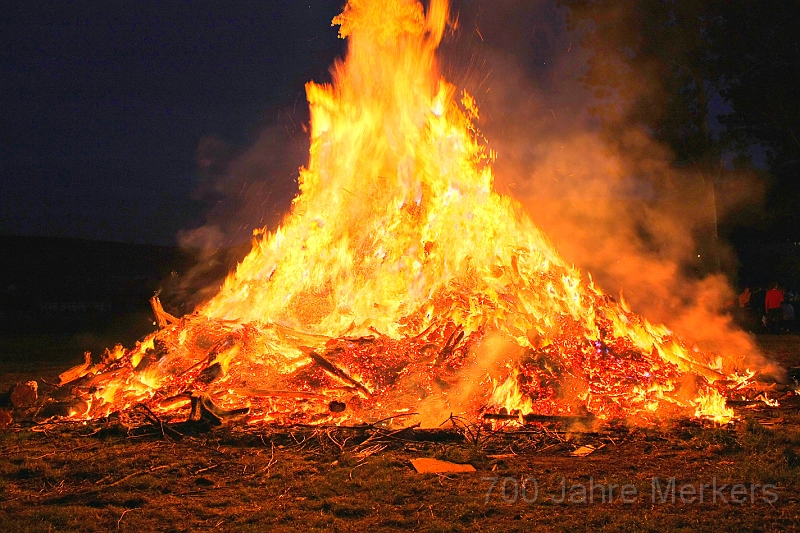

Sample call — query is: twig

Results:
[326,428,352,452]
[193,464,219,475]
[443,414,479,444]
[107,464,170,487]
[348,461,367,481]
[133,403,175,440]
[117,508,136,530]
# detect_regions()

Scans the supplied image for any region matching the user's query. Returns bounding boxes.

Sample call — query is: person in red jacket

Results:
[765,283,784,333]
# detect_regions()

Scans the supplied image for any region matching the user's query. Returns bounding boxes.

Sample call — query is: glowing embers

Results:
[60,306,738,427]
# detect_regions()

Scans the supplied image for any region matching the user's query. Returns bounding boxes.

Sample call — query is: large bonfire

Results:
[63,0,755,426]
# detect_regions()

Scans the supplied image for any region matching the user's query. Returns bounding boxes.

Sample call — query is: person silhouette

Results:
[765,283,784,334]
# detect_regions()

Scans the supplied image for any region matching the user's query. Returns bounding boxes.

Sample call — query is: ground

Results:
[1,333,799,532]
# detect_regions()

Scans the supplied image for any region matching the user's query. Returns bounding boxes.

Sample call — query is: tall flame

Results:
[205,0,599,346]
[63,0,748,426]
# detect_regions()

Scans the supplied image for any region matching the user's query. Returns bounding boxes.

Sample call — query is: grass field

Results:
[1,334,799,532]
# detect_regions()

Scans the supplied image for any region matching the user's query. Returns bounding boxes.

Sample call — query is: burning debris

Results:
[15,0,787,430]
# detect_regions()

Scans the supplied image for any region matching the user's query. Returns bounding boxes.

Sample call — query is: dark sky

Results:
[1,1,793,251]
[1,1,348,245]
[3,0,796,307]
[0,0,582,246]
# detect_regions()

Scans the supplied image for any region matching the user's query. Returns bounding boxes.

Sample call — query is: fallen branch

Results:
[304,349,372,398]
[483,412,597,425]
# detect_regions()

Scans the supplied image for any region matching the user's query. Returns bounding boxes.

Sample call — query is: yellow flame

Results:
[694,389,734,424]
[489,369,533,416]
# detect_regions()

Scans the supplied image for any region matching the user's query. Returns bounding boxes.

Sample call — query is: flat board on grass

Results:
[411,458,476,474]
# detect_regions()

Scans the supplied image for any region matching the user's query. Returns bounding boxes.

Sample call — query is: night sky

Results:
[1,1,348,245]
[2,0,574,247]
[6,1,784,252]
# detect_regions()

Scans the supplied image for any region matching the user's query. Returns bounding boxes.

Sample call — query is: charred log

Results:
[187,393,249,426]
[329,400,347,413]
[195,362,223,385]
[483,412,597,426]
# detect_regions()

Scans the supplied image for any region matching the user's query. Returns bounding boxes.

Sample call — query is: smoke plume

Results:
[442,0,768,370]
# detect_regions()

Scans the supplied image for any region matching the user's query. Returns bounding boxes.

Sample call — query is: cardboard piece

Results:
[411,458,476,474]
[570,444,605,457]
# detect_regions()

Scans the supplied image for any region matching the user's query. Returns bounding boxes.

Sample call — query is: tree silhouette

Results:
[560,0,800,258]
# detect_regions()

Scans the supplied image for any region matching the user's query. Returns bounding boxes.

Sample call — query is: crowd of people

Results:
[737,284,797,333]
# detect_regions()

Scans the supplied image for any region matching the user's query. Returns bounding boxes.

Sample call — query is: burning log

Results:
[483,412,597,426]
[149,294,179,329]
[435,325,464,364]
[58,352,94,386]
[726,399,778,408]
[133,340,167,372]
[304,349,372,398]
[233,388,324,399]
[195,362,223,385]
[159,393,193,410]
[36,398,90,420]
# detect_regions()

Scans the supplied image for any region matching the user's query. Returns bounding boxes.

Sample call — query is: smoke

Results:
[161,114,308,312]
[412,332,521,427]
[185,115,310,246]
[504,129,765,368]
[442,0,768,371]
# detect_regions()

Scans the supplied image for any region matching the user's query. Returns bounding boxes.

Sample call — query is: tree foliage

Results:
[559,0,726,166]
[716,2,800,177]
[560,0,800,241]
[715,2,800,237]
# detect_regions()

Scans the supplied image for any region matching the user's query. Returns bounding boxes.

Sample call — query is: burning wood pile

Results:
[10,0,784,431]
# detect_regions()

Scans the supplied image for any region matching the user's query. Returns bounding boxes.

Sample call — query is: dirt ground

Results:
[1,333,799,532]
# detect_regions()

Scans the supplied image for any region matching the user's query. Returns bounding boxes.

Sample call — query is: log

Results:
[303,349,372,398]
[149,295,179,329]
[483,412,597,425]
[36,398,90,420]
[58,352,94,385]
[726,399,776,407]
[187,393,249,426]
[11,381,38,408]
[195,362,223,385]
[159,393,192,410]
[233,388,324,399]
